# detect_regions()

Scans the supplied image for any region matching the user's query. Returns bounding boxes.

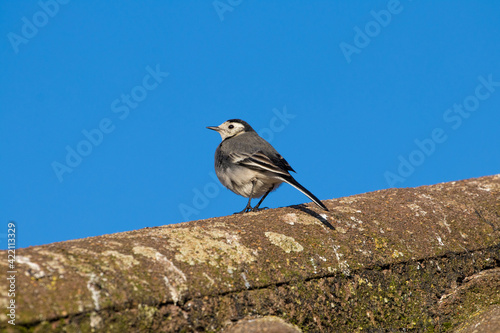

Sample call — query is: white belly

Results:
[217,165,283,198]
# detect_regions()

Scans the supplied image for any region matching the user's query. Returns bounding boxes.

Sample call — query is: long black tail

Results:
[281,176,328,211]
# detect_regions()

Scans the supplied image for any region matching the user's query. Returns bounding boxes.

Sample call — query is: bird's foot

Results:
[234,206,269,214]
[234,206,252,214]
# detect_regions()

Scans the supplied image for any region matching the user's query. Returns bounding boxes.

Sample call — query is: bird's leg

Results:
[235,181,256,214]
[235,196,253,214]
[251,186,273,212]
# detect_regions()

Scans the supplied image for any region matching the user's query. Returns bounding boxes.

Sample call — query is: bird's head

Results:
[206,119,254,140]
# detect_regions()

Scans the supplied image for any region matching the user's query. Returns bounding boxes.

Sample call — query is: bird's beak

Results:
[206,126,220,131]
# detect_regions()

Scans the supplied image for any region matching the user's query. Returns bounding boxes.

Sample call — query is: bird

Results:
[207,119,328,213]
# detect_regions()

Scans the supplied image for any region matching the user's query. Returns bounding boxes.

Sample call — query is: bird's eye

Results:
[228,125,234,129]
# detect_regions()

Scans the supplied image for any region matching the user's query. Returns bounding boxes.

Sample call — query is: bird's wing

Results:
[229,151,293,177]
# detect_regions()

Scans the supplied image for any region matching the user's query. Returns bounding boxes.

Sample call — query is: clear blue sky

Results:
[1,1,499,249]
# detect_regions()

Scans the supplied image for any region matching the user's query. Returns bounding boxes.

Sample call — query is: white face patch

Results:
[216,121,246,140]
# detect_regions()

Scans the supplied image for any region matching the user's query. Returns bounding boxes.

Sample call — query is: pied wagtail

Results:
[207,119,328,213]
